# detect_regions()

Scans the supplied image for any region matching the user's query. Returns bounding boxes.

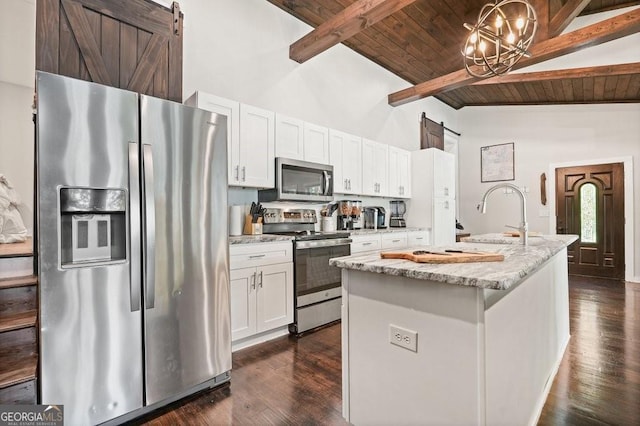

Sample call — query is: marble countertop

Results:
[229,234,294,245]
[329,234,578,290]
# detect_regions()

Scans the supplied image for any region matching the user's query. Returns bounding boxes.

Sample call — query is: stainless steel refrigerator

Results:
[35,71,231,425]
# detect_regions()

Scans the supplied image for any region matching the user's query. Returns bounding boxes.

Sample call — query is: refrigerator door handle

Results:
[128,143,141,312]
[142,144,156,309]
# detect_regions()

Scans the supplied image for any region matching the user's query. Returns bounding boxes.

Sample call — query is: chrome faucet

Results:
[477,183,528,245]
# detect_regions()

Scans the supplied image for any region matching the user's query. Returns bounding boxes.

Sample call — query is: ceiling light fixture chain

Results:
[462,0,537,78]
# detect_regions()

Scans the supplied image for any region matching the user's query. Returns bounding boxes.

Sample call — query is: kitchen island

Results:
[330,234,577,426]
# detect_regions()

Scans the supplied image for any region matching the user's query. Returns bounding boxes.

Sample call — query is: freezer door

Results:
[140,96,231,405]
[35,72,143,425]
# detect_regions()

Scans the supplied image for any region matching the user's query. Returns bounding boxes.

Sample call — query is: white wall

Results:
[0,0,457,234]
[458,104,640,280]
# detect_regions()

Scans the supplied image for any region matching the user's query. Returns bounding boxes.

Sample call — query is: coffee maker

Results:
[389,200,407,228]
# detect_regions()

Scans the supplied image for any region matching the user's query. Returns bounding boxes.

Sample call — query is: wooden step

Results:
[0,275,37,290]
[0,355,37,389]
[0,237,33,258]
[0,310,37,333]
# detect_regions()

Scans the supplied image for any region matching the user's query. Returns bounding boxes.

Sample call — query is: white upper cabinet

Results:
[388,146,411,198]
[184,92,240,186]
[239,104,275,188]
[303,122,330,165]
[329,129,362,194]
[362,139,389,196]
[275,114,304,160]
[275,115,329,165]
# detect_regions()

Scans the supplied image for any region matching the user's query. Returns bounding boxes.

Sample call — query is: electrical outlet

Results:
[389,324,418,352]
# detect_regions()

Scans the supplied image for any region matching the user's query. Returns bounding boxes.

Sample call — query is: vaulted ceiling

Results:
[267,0,640,109]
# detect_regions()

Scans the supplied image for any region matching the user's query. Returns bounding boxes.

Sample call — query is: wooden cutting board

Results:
[380,250,504,264]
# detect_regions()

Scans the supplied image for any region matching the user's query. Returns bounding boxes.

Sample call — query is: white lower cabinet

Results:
[229,242,293,346]
[351,231,429,254]
[350,234,382,254]
[408,231,430,246]
[381,232,408,249]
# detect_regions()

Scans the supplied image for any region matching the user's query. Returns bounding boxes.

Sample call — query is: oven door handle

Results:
[296,238,352,250]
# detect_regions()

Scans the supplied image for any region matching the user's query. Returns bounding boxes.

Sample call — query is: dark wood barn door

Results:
[420,113,444,150]
[556,163,625,280]
[36,0,183,102]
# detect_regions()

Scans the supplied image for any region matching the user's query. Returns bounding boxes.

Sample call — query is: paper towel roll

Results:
[229,205,243,236]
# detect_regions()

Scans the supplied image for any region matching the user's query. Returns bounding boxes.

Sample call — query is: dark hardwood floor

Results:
[140,276,639,425]
[538,276,640,426]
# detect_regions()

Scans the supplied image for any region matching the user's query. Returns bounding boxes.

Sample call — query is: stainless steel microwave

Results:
[258,158,333,203]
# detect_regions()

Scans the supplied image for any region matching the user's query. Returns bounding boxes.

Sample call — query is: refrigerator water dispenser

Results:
[60,187,127,266]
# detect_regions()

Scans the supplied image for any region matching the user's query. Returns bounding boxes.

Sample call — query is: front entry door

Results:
[556,163,624,279]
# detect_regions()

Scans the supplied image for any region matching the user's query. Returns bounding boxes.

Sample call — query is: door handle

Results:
[142,144,156,309]
[128,143,141,312]
[323,170,330,196]
[251,272,256,290]
[234,165,239,181]
[258,271,263,288]
[242,166,246,181]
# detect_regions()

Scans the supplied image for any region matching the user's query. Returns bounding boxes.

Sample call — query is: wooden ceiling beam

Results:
[289,0,419,63]
[388,8,640,106]
[471,63,640,85]
[548,0,591,38]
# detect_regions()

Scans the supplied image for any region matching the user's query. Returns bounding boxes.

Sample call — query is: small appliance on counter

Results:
[389,200,407,228]
[352,200,363,229]
[363,206,386,229]
[337,200,363,231]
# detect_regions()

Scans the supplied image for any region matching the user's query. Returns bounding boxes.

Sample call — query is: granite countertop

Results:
[229,228,426,244]
[329,234,578,290]
[462,233,577,246]
[229,234,294,245]
[348,227,427,235]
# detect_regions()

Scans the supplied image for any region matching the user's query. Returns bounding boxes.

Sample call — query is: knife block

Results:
[243,214,263,235]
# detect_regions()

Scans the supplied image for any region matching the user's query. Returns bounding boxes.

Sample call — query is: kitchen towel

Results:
[229,205,244,236]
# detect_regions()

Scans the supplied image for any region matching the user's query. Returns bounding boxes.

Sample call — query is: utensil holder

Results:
[243,215,263,235]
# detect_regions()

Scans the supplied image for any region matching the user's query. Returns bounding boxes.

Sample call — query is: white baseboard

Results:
[630,276,640,284]
[231,326,290,353]
[529,334,571,426]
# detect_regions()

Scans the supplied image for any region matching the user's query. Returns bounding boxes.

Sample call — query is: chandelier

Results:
[462,0,537,78]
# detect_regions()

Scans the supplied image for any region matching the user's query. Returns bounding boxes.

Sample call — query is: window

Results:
[580,183,597,243]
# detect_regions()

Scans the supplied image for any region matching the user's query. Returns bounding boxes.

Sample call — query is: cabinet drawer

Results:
[230,242,292,269]
[350,235,381,254]
[408,231,430,247]
[380,233,408,249]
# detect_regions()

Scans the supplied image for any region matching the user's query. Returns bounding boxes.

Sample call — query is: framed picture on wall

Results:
[481,143,514,182]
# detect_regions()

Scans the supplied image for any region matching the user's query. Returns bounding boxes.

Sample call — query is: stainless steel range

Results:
[263,208,351,334]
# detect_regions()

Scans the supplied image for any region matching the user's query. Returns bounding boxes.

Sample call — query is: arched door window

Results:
[580,183,597,243]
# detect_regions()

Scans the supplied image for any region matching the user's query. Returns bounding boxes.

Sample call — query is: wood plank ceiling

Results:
[266,0,640,109]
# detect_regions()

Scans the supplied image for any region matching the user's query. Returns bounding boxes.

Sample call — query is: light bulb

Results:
[516,17,525,29]
[507,32,515,44]
[495,15,503,28]
[470,32,478,43]
[479,41,486,53]
[465,45,474,55]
